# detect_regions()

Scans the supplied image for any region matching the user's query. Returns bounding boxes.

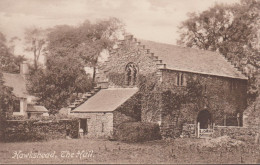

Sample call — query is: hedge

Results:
[115,122,161,142]
[2,119,79,142]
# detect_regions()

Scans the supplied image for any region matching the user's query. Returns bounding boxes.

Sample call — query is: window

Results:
[101,123,104,132]
[125,62,138,86]
[177,73,180,86]
[180,73,184,85]
[177,73,185,86]
[13,100,20,112]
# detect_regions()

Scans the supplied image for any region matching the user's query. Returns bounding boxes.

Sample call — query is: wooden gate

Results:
[197,122,214,138]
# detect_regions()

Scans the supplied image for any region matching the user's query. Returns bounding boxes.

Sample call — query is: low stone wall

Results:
[181,123,196,138]
[213,126,260,142]
[3,119,79,142]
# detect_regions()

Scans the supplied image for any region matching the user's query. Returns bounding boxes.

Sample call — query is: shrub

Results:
[3,119,79,142]
[115,122,161,142]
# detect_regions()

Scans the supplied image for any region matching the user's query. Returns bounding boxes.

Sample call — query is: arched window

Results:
[125,62,138,86]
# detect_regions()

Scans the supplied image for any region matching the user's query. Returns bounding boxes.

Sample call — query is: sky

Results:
[0,0,240,60]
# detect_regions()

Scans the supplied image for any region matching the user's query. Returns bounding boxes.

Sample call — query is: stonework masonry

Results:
[95,35,248,138]
[70,112,113,138]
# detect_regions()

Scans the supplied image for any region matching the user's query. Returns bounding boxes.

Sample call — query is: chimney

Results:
[20,62,29,78]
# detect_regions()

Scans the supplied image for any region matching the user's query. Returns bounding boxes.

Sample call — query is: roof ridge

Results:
[138,38,247,80]
[110,34,247,80]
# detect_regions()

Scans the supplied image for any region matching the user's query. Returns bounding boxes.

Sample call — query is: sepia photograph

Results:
[0,0,259,164]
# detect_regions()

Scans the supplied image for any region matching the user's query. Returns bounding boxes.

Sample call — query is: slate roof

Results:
[27,105,48,112]
[2,73,28,98]
[140,40,247,80]
[72,88,138,113]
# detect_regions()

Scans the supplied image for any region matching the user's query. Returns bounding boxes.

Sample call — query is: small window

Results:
[180,73,184,85]
[13,100,20,112]
[101,123,104,132]
[177,73,180,86]
[177,73,185,86]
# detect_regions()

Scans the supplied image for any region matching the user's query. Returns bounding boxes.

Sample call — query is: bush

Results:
[115,122,161,142]
[3,119,79,142]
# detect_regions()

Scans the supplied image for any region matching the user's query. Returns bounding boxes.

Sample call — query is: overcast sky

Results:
[0,0,239,59]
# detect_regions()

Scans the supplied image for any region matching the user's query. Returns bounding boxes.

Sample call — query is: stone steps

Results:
[68,86,101,111]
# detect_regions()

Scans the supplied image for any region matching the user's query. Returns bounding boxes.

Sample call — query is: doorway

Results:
[80,119,88,135]
[197,110,212,129]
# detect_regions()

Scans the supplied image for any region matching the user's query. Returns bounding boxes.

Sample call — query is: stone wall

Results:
[97,36,159,87]
[70,112,113,138]
[213,126,259,142]
[161,69,247,126]
[3,119,79,142]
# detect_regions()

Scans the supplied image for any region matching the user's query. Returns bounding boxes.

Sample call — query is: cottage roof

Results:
[140,40,247,80]
[2,72,28,98]
[72,88,138,113]
[27,105,48,112]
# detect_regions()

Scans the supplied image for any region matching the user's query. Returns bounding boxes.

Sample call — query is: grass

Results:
[0,138,260,164]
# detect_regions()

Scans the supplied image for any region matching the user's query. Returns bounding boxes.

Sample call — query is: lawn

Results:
[0,137,260,164]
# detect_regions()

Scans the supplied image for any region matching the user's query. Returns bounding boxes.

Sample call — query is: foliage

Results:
[178,0,260,64]
[115,122,161,142]
[24,27,46,70]
[3,119,79,142]
[178,0,260,101]
[247,74,259,103]
[138,73,159,92]
[46,18,125,81]
[0,72,14,140]
[27,56,93,114]
[137,73,205,137]
[162,79,204,127]
[107,72,126,87]
[0,32,21,140]
[26,18,124,114]
[0,31,26,73]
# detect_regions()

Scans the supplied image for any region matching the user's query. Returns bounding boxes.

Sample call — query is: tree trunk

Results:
[92,66,96,83]
[34,47,38,71]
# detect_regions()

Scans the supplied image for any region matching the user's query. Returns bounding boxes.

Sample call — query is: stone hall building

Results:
[69,35,248,138]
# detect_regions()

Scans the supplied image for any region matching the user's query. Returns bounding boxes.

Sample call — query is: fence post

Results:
[197,122,200,138]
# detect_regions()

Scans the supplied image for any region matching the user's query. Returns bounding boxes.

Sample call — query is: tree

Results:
[178,0,260,101]
[24,27,46,71]
[0,68,16,141]
[0,32,26,73]
[47,17,125,82]
[27,56,93,114]
[178,0,260,69]
[27,18,124,114]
